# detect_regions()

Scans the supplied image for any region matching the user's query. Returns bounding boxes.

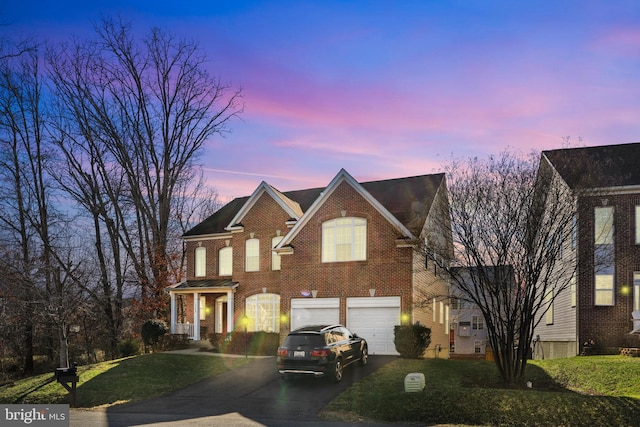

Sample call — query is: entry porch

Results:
[168,279,238,341]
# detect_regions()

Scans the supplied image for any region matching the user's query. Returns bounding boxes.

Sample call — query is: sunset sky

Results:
[4,1,640,201]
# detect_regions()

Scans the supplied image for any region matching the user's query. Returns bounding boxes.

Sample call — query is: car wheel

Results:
[359,346,368,366]
[332,359,343,383]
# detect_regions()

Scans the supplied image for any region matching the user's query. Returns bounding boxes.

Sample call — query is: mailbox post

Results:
[54,363,79,407]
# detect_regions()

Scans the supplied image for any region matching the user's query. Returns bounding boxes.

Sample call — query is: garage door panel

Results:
[291,298,340,331]
[347,297,400,356]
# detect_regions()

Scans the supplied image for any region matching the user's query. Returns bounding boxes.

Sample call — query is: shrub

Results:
[162,334,190,351]
[141,319,168,350]
[119,337,141,357]
[394,324,431,358]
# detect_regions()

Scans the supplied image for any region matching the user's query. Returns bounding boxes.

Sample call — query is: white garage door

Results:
[347,297,401,355]
[290,298,340,330]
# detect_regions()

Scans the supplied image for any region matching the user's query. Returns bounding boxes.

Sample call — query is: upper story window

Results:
[594,206,614,306]
[272,236,283,271]
[245,238,260,272]
[472,315,484,330]
[195,247,206,277]
[322,217,366,263]
[219,247,232,276]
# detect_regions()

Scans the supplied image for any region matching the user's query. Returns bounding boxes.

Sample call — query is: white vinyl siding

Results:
[322,217,366,262]
[195,247,206,277]
[245,238,259,272]
[219,247,232,276]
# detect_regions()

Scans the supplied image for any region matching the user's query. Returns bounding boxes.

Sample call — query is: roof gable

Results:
[543,142,640,189]
[225,181,303,231]
[183,169,445,239]
[277,169,417,248]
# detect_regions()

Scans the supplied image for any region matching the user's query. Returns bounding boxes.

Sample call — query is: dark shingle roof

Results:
[543,142,640,189]
[184,172,445,237]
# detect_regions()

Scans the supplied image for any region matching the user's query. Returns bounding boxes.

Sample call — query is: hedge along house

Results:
[168,169,452,356]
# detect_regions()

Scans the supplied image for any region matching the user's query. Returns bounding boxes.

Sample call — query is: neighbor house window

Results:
[195,247,206,277]
[245,238,259,272]
[433,298,437,322]
[570,277,576,308]
[322,217,366,262]
[594,206,614,306]
[219,247,232,276]
[245,293,280,332]
[634,272,640,312]
[474,340,482,354]
[445,305,449,334]
[439,301,444,324]
[472,315,484,330]
[545,289,554,325]
[271,236,283,271]
[636,206,640,245]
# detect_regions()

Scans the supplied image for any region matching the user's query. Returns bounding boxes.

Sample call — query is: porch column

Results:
[193,292,200,340]
[227,290,234,333]
[170,292,176,334]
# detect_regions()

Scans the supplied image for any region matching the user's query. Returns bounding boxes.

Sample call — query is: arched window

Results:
[195,247,206,277]
[272,236,283,270]
[219,247,232,276]
[245,239,259,272]
[245,293,280,332]
[322,217,366,262]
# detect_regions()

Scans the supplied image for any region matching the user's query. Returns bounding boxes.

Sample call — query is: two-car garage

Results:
[290,296,401,355]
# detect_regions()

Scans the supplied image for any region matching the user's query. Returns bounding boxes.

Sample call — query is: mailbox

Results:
[54,363,79,407]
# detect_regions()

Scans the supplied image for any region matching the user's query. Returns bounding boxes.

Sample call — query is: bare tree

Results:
[47,17,241,323]
[423,149,587,383]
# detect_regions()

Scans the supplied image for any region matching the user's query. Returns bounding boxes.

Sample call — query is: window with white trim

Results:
[432,298,437,322]
[219,247,232,276]
[199,296,207,321]
[633,272,640,312]
[636,206,640,245]
[474,340,482,354]
[245,238,259,272]
[272,236,283,271]
[570,277,576,308]
[545,289,554,325]
[439,301,444,324]
[245,293,280,332]
[472,315,484,330]
[195,247,206,277]
[594,206,614,306]
[322,217,366,262]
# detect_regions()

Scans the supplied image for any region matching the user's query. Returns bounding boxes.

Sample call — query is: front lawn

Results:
[322,356,640,426]
[0,353,250,407]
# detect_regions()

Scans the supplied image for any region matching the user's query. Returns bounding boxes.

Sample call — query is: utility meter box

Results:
[404,372,425,392]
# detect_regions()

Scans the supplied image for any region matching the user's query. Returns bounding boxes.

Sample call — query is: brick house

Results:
[168,168,452,356]
[533,142,640,358]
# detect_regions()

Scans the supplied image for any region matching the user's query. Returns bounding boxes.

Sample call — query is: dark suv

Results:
[277,324,368,382]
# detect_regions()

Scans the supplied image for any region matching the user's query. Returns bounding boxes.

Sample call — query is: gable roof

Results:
[183,169,445,238]
[543,142,640,189]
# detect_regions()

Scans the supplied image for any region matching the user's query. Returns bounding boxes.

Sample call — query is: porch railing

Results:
[175,322,195,338]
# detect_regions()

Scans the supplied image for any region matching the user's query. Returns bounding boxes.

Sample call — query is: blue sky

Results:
[4,1,640,201]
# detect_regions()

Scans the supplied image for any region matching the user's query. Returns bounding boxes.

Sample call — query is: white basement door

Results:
[290,298,340,330]
[347,297,401,355]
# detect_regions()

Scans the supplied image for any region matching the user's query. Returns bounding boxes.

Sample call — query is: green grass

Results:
[322,356,640,426]
[0,353,249,408]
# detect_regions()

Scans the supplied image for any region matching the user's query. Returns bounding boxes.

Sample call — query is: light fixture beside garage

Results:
[311,289,318,298]
[369,288,376,297]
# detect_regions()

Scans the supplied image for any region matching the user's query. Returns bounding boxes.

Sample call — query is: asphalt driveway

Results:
[70,354,398,427]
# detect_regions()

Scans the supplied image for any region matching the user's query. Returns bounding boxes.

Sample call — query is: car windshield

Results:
[284,333,325,348]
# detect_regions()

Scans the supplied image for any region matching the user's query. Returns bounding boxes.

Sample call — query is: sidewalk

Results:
[164,343,273,359]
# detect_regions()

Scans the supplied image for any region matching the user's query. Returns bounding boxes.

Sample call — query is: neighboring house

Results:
[168,168,452,356]
[533,142,640,359]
